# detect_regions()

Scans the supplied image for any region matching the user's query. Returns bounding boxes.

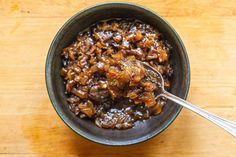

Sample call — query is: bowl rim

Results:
[45,2,191,146]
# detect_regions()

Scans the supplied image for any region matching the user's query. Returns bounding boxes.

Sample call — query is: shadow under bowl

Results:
[45,2,190,146]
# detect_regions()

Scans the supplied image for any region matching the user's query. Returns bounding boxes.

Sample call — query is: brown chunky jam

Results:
[61,19,173,129]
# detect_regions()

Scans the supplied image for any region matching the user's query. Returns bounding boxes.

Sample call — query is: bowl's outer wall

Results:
[46,3,190,145]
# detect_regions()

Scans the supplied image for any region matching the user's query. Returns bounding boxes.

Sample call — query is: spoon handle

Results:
[161,91,236,137]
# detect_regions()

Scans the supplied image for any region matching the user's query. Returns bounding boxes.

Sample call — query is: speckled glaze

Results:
[45,2,190,146]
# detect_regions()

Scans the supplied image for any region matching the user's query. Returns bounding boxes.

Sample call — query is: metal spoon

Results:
[141,62,236,137]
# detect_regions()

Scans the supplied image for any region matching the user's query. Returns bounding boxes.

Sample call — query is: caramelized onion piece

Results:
[78,100,96,117]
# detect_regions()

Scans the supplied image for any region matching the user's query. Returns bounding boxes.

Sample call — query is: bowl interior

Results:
[46,3,190,145]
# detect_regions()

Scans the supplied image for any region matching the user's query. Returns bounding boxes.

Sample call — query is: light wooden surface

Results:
[0,0,236,156]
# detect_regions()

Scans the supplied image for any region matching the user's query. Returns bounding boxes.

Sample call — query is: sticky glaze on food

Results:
[61,19,173,129]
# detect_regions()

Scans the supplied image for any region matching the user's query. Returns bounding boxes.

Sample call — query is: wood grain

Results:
[0,0,236,156]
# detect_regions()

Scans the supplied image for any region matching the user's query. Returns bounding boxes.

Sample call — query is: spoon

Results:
[141,62,236,137]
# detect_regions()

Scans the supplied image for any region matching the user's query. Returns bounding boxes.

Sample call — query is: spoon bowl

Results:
[141,61,165,98]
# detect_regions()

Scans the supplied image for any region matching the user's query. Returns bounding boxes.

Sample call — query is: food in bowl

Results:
[60,19,173,129]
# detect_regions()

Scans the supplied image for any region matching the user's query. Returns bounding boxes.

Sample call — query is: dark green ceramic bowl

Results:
[46,2,190,146]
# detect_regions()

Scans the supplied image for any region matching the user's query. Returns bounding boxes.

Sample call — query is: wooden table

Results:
[1,0,236,156]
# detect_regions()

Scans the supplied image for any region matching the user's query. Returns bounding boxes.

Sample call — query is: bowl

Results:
[45,2,190,146]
